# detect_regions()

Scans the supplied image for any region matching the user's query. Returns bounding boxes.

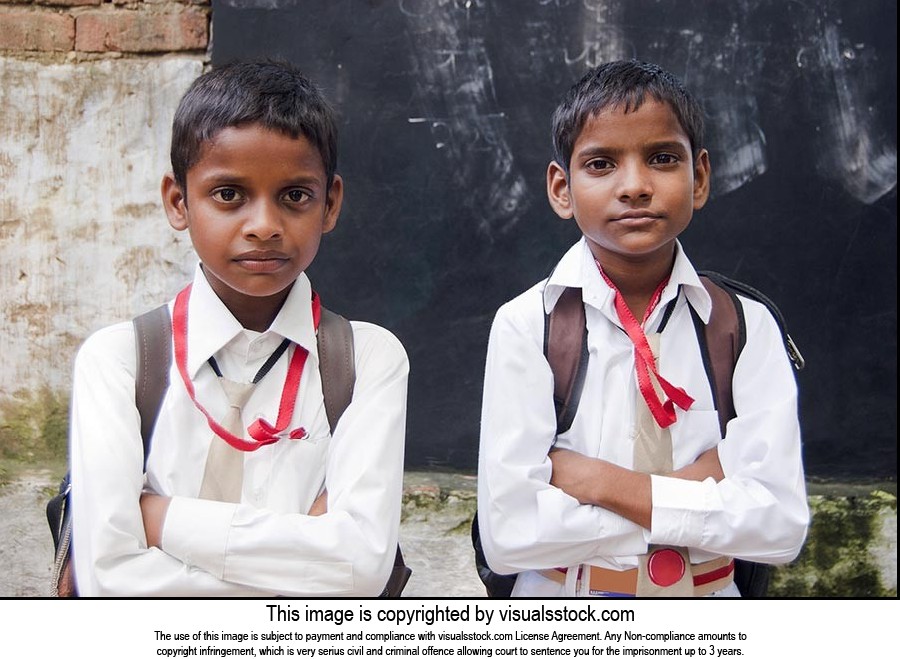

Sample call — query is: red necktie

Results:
[596,262,694,428]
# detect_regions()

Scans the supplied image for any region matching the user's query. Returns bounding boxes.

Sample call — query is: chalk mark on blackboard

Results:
[402,1,529,236]
[576,0,627,69]
[814,24,897,204]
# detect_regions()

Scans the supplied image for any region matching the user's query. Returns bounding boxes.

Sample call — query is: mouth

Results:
[234,251,290,272]
[612,211,663,225]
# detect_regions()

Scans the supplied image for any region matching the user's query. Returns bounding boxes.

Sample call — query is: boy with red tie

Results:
[70,61,408,596]
[478,60,808,597]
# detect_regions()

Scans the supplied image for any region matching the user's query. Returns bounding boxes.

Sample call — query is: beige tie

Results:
[633,333,694,597]
[198,378,254,503]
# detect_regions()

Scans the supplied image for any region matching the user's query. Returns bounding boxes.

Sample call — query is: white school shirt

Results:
[477,238,809,597]
[70,267,408,597]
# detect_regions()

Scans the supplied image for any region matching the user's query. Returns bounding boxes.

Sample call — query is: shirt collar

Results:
[542,237,712,324]
[669,242,712,323]
[185,265,318,378]
[543,237,605,313]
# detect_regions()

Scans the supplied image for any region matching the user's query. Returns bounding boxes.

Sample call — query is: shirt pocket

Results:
[672,409,722,469]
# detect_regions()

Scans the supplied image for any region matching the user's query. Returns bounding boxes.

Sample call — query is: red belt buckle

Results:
[647,548,686,587]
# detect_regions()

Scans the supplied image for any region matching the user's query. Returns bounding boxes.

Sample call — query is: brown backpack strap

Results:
[317,307,356,434]
[544,287,589,436]
[696,277,745,438]
[384,546,413,598]
[133,304,172,466]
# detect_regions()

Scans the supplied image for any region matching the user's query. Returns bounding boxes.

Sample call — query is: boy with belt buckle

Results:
[69,61,408,596]
[477,60,809,597]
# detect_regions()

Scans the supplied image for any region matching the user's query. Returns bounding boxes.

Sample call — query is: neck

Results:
[201,266,293,332]
[226,294,289,332]
[595,248,676,321]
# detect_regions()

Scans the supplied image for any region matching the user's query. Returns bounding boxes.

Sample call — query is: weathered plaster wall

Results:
[0,56,202,401]
[1,2,209,417]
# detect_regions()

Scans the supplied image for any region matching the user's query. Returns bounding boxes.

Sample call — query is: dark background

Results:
[213,0,897,478]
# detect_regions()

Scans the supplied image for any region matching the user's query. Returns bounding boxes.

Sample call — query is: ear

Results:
[692,149,711,210]
[546,160,574,220]
[322,173,343,234]
[161,172,189,231]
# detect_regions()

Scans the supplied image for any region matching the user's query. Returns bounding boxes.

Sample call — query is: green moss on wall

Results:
[770,490,897,597]
[0,388,69,463]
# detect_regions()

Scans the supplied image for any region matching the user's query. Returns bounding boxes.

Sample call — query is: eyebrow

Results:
[196,171,324,188]
[574,140,690,160]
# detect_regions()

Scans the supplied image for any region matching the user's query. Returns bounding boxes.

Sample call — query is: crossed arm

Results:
[480,296,808,574]
[143,448,718,541]
[141,490,328,549]
[548,446,725,531]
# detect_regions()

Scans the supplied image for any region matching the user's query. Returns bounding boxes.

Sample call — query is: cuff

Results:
[648,474,712,547]
[162,496,236,578]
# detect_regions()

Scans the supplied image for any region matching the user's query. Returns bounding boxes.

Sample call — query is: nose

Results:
[617,161,653,202]
[242,200,283,241]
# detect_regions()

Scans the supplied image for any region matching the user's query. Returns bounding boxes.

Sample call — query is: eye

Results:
[283,189,311,204]
[585,158,614,172]
[211,187,242,203]
[650,153,680,166]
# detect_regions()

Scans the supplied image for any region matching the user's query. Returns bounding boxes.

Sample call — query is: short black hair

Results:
[170,59,338,192]
[552,60,705,174]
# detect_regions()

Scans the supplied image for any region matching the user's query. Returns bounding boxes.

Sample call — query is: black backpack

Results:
[472,271,804,598]
[48,304,411,597]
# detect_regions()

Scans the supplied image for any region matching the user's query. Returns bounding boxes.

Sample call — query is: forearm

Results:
[591,461,653,529]
[140,493,170,548]
[549,450,651,529]
[549,447,724,531]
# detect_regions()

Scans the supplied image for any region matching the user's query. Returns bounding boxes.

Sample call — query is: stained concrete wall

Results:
[0,56,202,403]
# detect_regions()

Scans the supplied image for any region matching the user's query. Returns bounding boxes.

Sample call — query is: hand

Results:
[308,489,328,516]
[140,492,171,549]
[671,446,725,482]
[550,447,652,529]
[549,447,602,505]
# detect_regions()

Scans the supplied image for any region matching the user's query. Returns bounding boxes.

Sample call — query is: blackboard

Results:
[212,0,897,477]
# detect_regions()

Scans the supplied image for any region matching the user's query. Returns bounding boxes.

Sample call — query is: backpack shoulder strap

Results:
[316,307,356,434]
[698,271,805,371]
[694,276,744,438]
[694,270,806,435]
[543,287,589,437]
[133,303,172,467]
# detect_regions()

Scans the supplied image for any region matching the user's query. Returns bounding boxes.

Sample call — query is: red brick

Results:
[36,1,102,8]
[75,7,208,53]
[0,10,75,52]
[144,1,212,5]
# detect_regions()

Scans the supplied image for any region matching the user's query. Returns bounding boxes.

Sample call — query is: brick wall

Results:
[0,0,209,56]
